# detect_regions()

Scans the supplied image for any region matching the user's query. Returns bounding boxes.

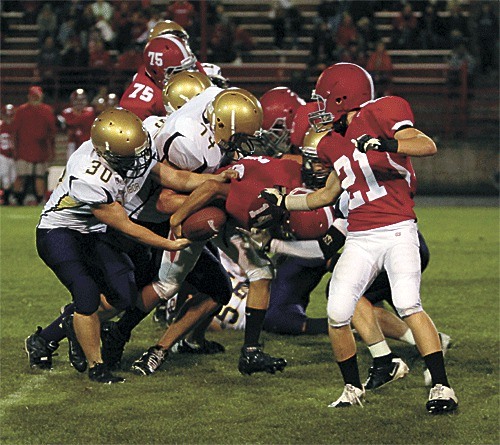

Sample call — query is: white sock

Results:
[368,340,392,358]
[399,329,416,345]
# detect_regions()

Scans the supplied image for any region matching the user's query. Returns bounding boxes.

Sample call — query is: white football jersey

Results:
[38,141,157,232]
[143,86,223,173]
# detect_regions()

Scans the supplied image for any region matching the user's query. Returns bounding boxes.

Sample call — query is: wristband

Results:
[379,139,398,153]
[284,194,311,211]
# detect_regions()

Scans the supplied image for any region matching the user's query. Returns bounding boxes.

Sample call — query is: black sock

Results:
[423,351,450,387]
[41,303,75,342]
[373,353,394,367]
[304,317,329,335]
[116,306,149,340]
[337,354,362,389]
[244,307,266,347]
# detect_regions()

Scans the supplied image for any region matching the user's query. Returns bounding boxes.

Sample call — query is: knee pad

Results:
[327,294,355,328]
[152,280,180,301]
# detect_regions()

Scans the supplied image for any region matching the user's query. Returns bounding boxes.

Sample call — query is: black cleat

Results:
[100,321,129,370]
[25,327,59,370]
[171,338,225,354]
[131,346,168,376]
[426,384,458,414]
[238,346,287,375]
[88,363,125,384]
[364,357,409,390]
[62,314,87,373]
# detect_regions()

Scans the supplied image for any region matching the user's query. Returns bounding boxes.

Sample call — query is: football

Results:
[181,206,227,241]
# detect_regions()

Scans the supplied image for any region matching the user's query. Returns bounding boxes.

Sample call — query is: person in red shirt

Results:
[365,40,393,97]
[0,104,17,205]
[59,89,96,159]
[167,0,195,30]
[89,39,111,69]
[260,63,458,414]
[11,86,56,205]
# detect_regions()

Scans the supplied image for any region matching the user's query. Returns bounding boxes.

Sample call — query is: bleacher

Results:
[1,0,497,141]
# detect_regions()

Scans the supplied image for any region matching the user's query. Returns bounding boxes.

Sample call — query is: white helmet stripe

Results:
[164,35,191,59]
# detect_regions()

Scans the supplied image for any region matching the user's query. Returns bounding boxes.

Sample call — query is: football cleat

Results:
[100,321,129,370]
[426,384,458,414]
[424,332,452,386]
[364,357,409,390]
[170,338,225,354]
[238,346,287,375]
[62,314,87,373]
[88,363,125,384]
[328,384,365,408]
[131,346,168,376]
[25,327,59,370]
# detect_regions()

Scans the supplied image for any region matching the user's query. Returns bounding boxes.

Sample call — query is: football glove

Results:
[352,134,398,154]
[258,188,287,209]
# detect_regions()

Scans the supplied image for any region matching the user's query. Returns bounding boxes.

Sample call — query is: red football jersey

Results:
[317,96,417,232]
[61,106,96,146]
[222,156,303,229]
[0,120,15,158]
[11,103,56,163]
[119,65,166,120]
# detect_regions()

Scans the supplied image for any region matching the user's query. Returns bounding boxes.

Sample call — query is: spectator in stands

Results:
[233,18,255,63]
[208,21,237,63]
[57,17,77,50]
[20,1,40,24]
[269,1,287,49]
[474,2,498,74]
[316,0,347,34]
[336,12,358,50]
[286,4,303,49]
[167,1,195,35]
[91,0,114,22]
[36,3,58,45]
[339,39,366,67]
[308,20,337,74]
[419,4,444,49]
[115,43,143,72]
[391,2,418,49]
[348,1,376,23]
[447,40,476,90]
[36,36,60,99]
[356,16,379,54]
[442,2,470,49]
[89,39,112,70]
[75,4,96,49]
[61,36,90,68]
[366,40,393,97]
[11,86,56,206]
[130,10,149,45]
[94,14,116,49]
[112,2,134,52]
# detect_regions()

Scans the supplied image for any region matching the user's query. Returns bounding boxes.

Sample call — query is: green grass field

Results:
[0,205,498,445]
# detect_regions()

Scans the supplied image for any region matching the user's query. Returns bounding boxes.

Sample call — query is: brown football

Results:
[181,206,227,241]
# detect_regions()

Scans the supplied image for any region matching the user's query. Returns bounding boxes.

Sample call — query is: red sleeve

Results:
[365,96,414,138]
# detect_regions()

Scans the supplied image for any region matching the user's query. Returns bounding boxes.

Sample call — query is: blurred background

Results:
[1,0,498,195]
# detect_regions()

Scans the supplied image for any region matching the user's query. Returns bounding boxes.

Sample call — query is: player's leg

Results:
[386,223,457,413]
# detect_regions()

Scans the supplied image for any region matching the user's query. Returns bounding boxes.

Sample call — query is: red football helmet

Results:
[290,102,321,149]
[70,88,88,110]
[284,188,333,239]
[143,35,197,87]
[257,87,305,156]
[309,63,374,131]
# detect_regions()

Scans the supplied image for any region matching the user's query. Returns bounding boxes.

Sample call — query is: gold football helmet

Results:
[148,20,189,42]
[163,71,212,114]
[300,126,332,189]
[206,88,263,156]
[91,108,152,179]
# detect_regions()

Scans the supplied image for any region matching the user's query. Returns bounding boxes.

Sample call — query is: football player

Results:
[59,89,96,159]
[101,89,286,377]
[0,104,16,205]
[24,108,236,382]
[119,35,198,120]
[148,19,189,42]
[260,62,458,413]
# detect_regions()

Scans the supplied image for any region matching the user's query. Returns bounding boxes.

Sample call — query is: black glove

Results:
[352,134,398,154]
[258,188,287,209]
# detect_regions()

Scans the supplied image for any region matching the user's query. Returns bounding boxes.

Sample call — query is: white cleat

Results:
[426,384,458,414]
[328,384,365,408]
